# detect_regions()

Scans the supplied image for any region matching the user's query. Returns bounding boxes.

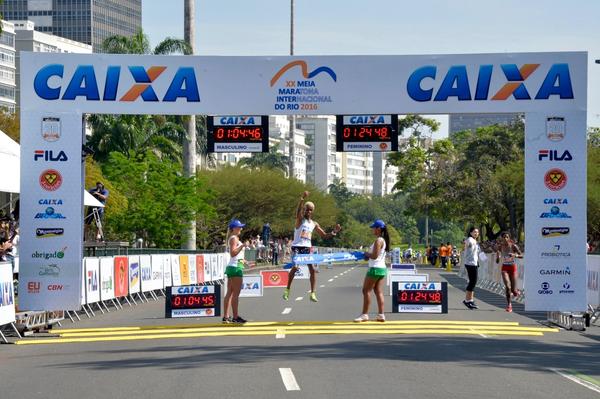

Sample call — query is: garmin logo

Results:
[539,266,571,276]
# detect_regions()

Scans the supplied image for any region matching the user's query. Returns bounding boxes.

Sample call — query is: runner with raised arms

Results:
[283,191,341,302]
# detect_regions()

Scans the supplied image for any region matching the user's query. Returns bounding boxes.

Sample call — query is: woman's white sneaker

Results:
[354,314,369,322]
[376,314,386,322]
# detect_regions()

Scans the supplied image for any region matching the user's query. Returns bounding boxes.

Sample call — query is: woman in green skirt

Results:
[354,219,390,322]
[223,219,248,324]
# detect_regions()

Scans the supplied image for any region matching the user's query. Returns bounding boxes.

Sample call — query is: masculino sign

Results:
[21,52,586,116]
[18,51,587,312]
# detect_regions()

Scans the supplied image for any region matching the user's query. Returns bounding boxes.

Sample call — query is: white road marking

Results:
[319,285,325,288]
[295,296,303,301]
[334,276,339,279]
[276,329,286,339]
[328,279,334,282]
[281,307,292,314]
[469,328,489,338]
[279,368,301,391]
[550,368,600,394]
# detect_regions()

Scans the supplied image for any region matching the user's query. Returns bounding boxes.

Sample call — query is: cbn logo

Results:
[34,64,200,102]
[407,63,573,102]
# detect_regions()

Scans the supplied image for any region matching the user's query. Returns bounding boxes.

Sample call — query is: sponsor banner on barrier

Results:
[171,255,181,286]
[188,254,197,285]
[218,253,227,280]
[524,112,587,311]
[163,255,172,288]
[203,254,212,283]
[80,259,86,306]
[226,274,263,298]
[0,262,16,325]
[114,256,129,298]
[588,255,600,307]
[210,255,218,281]
[148,255,164,291]
[196,255,205,284]
[139,255,152,293]
[85,257,100,304]
[179,255,190,285]
[99,257,114,301]
[128,256,140,295]
[262,270,289,287]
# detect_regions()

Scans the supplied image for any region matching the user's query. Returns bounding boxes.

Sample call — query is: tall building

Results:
[449,113,522,135]
[0,21,16,113]
[12,20,92,111]
[1,0,141,52]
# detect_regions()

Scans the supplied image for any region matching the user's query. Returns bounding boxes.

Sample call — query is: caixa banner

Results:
[21,52,586,115]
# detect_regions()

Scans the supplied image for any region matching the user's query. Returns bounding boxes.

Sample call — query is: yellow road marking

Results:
[55,320,521,333]
[57,324,558,338]
[16,328,546,345]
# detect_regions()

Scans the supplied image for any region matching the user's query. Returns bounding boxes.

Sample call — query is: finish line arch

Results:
[18,51,588,312]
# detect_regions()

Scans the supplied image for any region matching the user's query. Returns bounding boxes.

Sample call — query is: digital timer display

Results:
[392,282,448,314]
[207,115,269,153]
[170,293,215,308]
[165,284,221,318]
[336,114,398,152]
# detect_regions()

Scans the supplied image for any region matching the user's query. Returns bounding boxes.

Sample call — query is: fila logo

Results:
[34,150,68,162]
[407,63,573,102]
[34,65,200,102]
[538,150,572,161]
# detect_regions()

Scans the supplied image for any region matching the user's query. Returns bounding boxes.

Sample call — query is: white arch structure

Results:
[19,51,587,311]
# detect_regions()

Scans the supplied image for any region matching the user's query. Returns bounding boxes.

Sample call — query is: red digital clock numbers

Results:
[398,290,443,304]
[342,126,390,140]
[171,294,215,308]
[215,127,263,141]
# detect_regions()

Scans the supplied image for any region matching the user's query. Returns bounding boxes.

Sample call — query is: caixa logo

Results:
[407,63,573,102]
[33,65,200,102]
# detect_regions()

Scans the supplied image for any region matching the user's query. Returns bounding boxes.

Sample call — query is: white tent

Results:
[0,130,104,207]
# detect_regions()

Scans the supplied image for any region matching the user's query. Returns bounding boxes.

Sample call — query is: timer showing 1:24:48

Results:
[398,290,442,304]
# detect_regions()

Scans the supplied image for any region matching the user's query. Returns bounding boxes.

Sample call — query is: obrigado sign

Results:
[18,51,588,314]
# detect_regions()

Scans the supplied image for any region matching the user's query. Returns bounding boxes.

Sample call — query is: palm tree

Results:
[238,146,290,174]
[102,28,191,55]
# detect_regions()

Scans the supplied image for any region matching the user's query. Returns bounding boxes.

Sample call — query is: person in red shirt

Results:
[495,232,523,312]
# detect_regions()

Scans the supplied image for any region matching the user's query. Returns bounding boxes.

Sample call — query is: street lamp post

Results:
[288,0,296,179]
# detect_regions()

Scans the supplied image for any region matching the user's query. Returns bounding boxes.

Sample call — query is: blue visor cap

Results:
[229,219,246,229]
[370,219,386,229]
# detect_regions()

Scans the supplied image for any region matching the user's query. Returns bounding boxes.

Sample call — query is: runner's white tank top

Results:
[368,238,387,268]
[292,219,315,247]
[228,236,245,267]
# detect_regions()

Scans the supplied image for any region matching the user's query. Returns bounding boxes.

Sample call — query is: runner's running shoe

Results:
[232,316,247,324]
[354,314,369,322]
[506,304,513,313]
[283,288,290,300]
[309,292,318,302]
[222,317,232,324]
[376,314,386,322]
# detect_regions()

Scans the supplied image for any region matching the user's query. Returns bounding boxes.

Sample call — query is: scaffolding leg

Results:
[0,330,8,344]
[11,322,22,338]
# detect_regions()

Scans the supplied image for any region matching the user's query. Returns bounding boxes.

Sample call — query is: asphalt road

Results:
[2,264,599,399]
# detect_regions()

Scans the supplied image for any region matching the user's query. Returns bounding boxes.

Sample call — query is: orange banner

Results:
[261,270,289,287]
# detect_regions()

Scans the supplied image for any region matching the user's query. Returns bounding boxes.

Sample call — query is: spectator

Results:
[0,218,14,262]
[271,240,280,265]
[86,181,109,241]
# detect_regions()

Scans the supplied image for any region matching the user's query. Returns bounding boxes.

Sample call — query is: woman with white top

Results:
[462,227,481,310]
[354,219,389,322]
[283,191,341,302]
[223,219,248,324]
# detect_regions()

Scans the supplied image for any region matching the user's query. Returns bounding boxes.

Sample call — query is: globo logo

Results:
[407,63,574,102]
[33,64,201,102]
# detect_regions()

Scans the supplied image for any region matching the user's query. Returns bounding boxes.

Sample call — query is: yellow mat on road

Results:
[15,320,559,345]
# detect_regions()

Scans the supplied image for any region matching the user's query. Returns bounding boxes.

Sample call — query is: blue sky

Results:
[143,0,600,137]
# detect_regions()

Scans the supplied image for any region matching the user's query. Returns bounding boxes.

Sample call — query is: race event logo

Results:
[540,245,571,258]
[539,206,571,219]
[271,60,336,112]
[407,63,573,102]
[34,65,200,102]
[559,282,574,294]
[538,149,572,161]
[36,227,64,238]
[544,168,567,191]
[34,150,68,162]
[38,264,60,277]
[41,116,61,142]
[539,265,571,275]
[39,169,63,191]
[546,117,565,142]
[538,282,553,295]
[541,227,569,237]
[35,207,66,219]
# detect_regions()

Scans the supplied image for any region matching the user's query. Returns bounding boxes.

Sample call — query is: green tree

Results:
[237,146,290,174]
[102,151,214,248]
[327,177,355,206]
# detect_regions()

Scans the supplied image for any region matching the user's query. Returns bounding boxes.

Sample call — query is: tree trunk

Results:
[183,0,197,250]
